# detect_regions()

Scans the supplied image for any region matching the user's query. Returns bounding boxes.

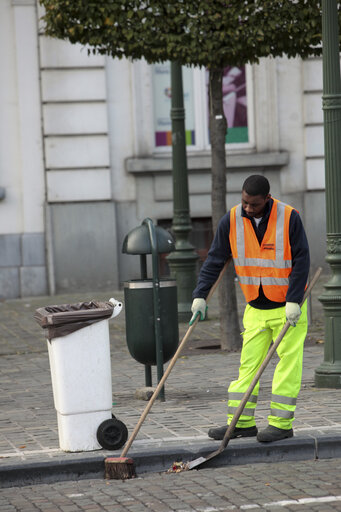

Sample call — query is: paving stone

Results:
[0,277,341,490]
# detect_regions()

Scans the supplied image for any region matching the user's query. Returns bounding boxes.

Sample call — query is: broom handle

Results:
[120,259,231,457]
[217,266,323,453]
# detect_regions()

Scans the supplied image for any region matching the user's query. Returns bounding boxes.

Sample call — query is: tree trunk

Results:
[209,69,241,351]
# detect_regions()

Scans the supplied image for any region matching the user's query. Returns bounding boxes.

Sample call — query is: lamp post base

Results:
[315,364,341,388]
[315,277,341,388]
[167,249,198,323]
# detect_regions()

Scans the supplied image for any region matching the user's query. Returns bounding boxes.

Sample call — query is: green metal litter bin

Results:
[124,279,178,366]
[122,217,178,400]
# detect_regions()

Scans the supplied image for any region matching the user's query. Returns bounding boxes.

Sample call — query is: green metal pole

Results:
[315,0,341,388]
[143,218,165,400]
[140,254,152,387]
[166,61,198,322]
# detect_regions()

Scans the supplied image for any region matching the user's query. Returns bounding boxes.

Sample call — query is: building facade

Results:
[0,0,327,299]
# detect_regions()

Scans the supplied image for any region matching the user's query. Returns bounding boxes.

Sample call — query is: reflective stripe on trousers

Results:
[227,301,308,429]
[227,392,258,418]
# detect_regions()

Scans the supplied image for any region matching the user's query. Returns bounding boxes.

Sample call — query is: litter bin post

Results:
[35,299,127,452]
[122,218,179,401]
[143,218,164,400]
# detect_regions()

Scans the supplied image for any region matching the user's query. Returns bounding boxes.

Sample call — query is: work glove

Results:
[189,298,207,326]
[285,302,301,327]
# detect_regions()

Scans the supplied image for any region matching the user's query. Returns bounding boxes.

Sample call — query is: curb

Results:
[1,435,341,488]
[0,456,105,489]
[315,435,341,459]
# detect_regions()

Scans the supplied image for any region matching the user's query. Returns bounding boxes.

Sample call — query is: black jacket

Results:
[192,198,310,309]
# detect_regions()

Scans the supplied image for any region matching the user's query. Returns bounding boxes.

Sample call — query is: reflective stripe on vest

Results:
[229,198,293,302]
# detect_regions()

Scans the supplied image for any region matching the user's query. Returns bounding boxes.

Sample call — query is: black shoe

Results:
[208,425,258,440]
[257,425,293,443]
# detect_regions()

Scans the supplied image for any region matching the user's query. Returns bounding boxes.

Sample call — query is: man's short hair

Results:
[242,175,270,198]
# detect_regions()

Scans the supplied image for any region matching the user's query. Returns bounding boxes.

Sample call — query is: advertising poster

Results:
[206,65,248,143]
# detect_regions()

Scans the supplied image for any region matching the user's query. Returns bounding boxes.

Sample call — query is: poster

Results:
[206,66,248,143]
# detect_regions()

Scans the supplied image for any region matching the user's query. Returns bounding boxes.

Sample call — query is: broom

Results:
[105,259,230,479]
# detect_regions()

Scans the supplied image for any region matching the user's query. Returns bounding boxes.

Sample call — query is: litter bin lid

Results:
[122,224,175,255]
[34,301,115,340]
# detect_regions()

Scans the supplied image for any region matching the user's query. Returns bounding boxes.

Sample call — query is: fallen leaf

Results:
[167,461,189,473]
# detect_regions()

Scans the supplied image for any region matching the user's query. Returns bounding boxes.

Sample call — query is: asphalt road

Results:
[1,457,341,511]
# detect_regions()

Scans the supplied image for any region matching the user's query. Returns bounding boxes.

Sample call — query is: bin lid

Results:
[34,301,115,340]
[122,224,175,255]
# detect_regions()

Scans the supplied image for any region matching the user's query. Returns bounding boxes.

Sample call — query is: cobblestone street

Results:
[1,272,341,503]
[1,458,341,511]
[2,0,341,508]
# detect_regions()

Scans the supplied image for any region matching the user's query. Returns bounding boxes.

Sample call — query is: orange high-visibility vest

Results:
[229,198,293,303]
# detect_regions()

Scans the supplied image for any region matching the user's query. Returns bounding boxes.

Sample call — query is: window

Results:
[152,63,253,152]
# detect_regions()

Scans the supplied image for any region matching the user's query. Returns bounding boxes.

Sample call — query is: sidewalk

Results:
[1,271,341,487]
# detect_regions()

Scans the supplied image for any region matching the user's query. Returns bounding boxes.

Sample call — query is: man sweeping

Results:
[190,175,310,443]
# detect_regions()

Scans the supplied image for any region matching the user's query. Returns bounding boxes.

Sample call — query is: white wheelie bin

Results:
[35,298,128,452]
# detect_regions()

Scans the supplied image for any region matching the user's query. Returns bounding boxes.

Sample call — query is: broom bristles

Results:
[104,457,136,480]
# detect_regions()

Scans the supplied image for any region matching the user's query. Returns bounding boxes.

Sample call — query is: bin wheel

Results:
[97,418,128,450]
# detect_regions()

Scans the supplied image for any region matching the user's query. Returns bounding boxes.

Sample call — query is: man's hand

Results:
[189,298,207,326]
[285,302,301,327]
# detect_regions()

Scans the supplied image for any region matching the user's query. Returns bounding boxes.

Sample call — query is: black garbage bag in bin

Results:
[34,301,115,340]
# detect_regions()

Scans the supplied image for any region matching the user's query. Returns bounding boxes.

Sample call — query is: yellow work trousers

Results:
[227,301,308,430]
